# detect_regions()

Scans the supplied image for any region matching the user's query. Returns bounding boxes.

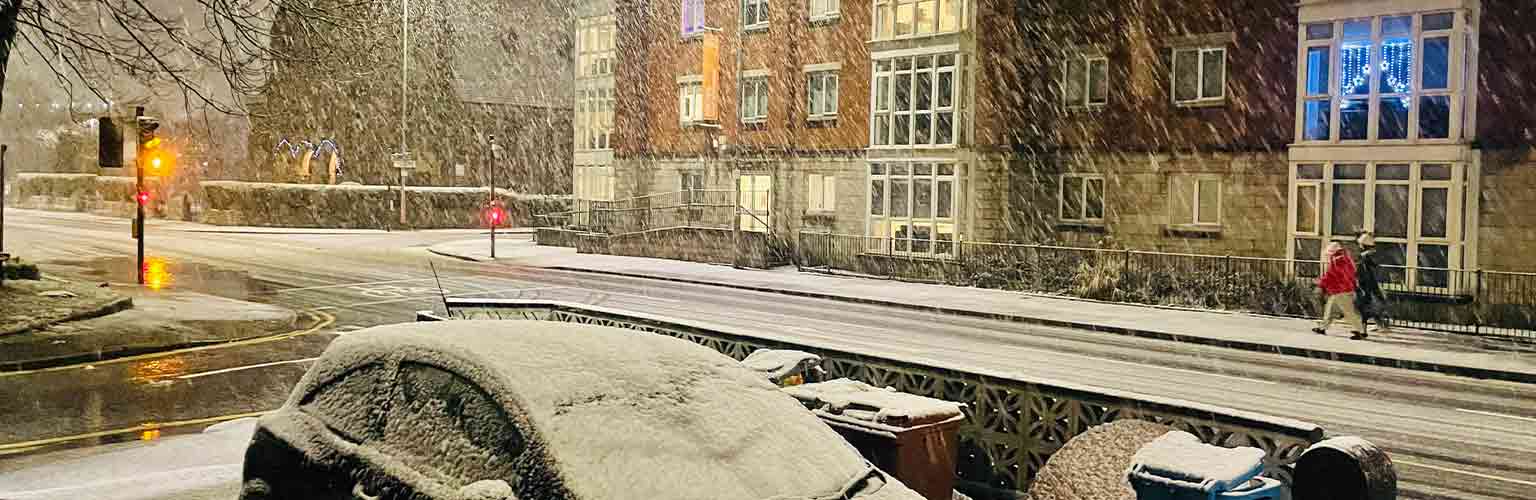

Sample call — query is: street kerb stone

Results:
[1027,419,1173,500]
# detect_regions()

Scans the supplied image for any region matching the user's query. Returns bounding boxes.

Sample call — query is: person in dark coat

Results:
[1355,232,1393,334]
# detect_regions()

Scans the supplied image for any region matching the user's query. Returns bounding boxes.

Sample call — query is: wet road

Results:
[1,209,1533,499]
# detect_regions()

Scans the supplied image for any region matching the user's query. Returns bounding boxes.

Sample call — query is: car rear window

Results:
[300,363,386,442]
[380,362,525,487]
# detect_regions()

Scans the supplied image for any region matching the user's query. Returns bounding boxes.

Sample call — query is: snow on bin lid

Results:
[740,349,820,380]
[782,378,964,428]
[1130,431,1266,492]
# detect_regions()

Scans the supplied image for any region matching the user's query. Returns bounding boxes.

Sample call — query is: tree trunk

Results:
[0,0,21,115]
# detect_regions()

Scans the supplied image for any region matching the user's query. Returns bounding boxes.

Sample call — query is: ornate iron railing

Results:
[419,300,1323,498]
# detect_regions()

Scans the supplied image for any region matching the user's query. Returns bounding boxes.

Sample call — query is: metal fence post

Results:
[1475,269,1484,337]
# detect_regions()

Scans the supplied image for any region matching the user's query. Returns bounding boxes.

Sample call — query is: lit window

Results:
[807,70,839,120]
[871,53,960,146]
[868,162,958,255]
[807,174,836,212]
[1059,173,1104,223]
[1171,47,1224,104]
[738,174,772,232]
[681,0,706,36]
[873,0,961,40]
[1061,54,1108,108]
[679,80,703,124]
[1297,12,1462,142]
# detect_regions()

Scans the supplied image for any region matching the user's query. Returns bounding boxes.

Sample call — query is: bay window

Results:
[1297,11,1464,143]
[1289,162,1470,289]
[868,162,960,255]
[870,53,961,147]
[873,0,962,40]
[576,87,613,151]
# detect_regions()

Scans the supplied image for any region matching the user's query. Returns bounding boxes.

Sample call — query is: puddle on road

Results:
[44,256,278,302]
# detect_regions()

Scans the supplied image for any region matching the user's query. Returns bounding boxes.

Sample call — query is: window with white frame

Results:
[1061,54,1108,108]
[871,53,961,147]
[873,0,962,40]
[576,17,615,78]
[1298,12,1463,143]
[680,171,705,204]
[743,0,768,29]
[679,80,703,124]
[807,173,836,212]
[573,165,616,201]
[576,87,614,151]
[807,70,839,119]
[1169,175,1221,227]
[868,162,960,255]
[1059,173,1105,223]
[740,76,769,123]
[1289,162,1469,289]
[1171,47,1225,104]
[809,0,838,20]
[738,174,772,232]
[681,0,706,36]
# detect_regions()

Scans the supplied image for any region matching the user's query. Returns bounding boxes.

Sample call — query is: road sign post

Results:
[391,152,417,227]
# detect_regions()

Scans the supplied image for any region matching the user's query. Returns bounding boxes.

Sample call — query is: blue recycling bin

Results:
[1127,431,1286,500]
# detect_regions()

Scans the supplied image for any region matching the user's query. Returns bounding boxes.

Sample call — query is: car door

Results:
[366,361,528,499]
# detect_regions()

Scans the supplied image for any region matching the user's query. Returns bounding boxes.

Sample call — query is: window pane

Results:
[1423,37,1450,90]
[1382,16,1411,35]
[916,72,933,111]
[875,75,890,111]
[1332,184,1366,234]
[1064,59,1086,105]
[1343,19,1371,38]
[937,71,953,108]
[1380,97,1409,140]
[914,114,931,144]
[1419,95,1451,139]
[1088,59,1108,104]
[891,179,910,217]
[1294,238,1323,278]
[895,72,912,111]
[1423,12,1454,31]
[1335,164,1366,179]
[1197,179,1220,224]
[1379,38,1413,94]
[1062,177,1083,219]
[877,3,893,37]
[916,0,935,34]
[1422,164,1452,181]
[896,2,913,35]
[1418,244,1450,288]
[1305,47,1330,95]
[809,75,821,113]
[913,163,932,175]
[914,178,933,218]
[939,0,957,31]
[1298,164,1324,179]
[937,179,953,218]
[1377,242,1408,285]
[870,178,885,215]
[874,115,890,145]
[1341,41,1370,95]
[893,223,909,251]
[1174,50,1199,101]
[1340,98,1369,140]
[1296,184,1318,233]
[1375,184,1409,238]
[1086,178,1105,219]
[1377,164,1411,180]
[1306,22,1333,40]
[936,112,954,144]
[1303,99,1331,141]
[1200,50,1224,99]
[893,114,910,144]
[1422,187,1448,238]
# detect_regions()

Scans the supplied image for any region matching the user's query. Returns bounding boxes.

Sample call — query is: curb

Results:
[543,266,1536,385]
[427,247,492,263]
[0,296,135,338]
[0,311,326,374]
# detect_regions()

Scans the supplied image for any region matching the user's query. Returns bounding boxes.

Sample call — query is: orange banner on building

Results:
[701,33,720,122]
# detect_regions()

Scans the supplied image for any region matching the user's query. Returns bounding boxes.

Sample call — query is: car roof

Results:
[295,320,873,500]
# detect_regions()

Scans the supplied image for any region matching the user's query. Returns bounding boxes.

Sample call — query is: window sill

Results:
[803,210,836,220]
[741,119,768,130]
[1065,104,1108,113]
[868,31,964,44]
[867,144,960,150]
[1164,224,1223,238]
[807,115,838,122]
[743,24,770,34]
[808,14,840,26]
[1057,221,1107,233]
[1174,99,1226,109]
[680,32,705,42]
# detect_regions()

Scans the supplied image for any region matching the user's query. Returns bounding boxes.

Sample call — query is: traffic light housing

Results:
[136,191,151,205]
[486,201,506,227]
[136,116,171,177]
[99,117,124,168]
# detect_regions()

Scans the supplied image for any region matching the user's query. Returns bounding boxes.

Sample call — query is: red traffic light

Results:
[135,191,150,205]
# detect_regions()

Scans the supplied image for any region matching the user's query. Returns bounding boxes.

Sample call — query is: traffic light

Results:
[486,203,506,227]
[137,116,171,177]
[136,191,151,205]
[98,117,124,168]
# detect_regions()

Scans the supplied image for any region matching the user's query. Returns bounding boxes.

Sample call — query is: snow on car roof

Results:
[294,320,872,500]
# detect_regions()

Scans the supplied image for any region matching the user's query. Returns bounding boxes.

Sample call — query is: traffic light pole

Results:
[488,134,497,260]
[135,106,145,285]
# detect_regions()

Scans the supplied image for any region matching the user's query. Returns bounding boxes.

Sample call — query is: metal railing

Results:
[797,232,1536,340]
[536,189,742,234]
[419,299,1323,498]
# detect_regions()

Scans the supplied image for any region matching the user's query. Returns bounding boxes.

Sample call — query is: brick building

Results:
[586,0,1536,274]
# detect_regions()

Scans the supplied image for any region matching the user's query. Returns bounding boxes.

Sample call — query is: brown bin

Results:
[784,379,966,500]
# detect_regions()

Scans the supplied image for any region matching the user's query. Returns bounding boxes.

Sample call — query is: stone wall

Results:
[578,227,783,268]
[1478,149,1536,273]
[6,173,169,219]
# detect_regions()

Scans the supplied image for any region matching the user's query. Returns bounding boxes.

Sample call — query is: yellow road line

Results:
[0,309,336,378]
[0,410,275,453]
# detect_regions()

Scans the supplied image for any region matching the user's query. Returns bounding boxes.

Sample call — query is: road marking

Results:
[0,410,273,454]
[1394,459,1536,487]
[176,357,320,380]
[1456,408,1536,424]
[0,310,336,378]
[313,287,560,311]
[271,277,440,293]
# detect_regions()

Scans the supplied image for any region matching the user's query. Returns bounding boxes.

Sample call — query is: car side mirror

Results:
[458,479,516,500]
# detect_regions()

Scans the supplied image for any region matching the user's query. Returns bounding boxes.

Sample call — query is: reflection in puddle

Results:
[131,357,188,384]
[144,258,173,291]
[45,256,275,301]
[139,428,162,441]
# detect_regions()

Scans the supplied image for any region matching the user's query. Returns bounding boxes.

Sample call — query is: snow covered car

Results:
[238,320,925,500]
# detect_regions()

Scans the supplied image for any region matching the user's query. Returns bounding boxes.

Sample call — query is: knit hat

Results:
[1357,232,1376,248]
[1326,241,1345,256]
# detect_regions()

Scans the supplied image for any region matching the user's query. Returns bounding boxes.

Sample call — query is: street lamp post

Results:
[398,0,410,226]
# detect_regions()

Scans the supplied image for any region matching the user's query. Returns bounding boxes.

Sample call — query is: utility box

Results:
[783,379,965,500]
[1127,431,1284,500]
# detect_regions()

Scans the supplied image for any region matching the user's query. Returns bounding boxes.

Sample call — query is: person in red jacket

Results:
[1313,242,1368,339]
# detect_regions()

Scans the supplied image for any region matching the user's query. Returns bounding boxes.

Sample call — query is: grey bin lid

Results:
[1128,431,1267,493]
